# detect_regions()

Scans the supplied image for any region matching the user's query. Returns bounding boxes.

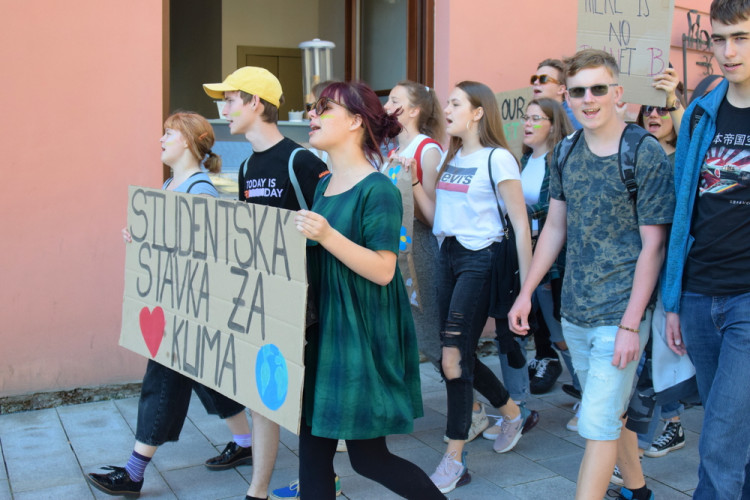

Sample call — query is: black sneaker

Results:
[606,486,654,499]
[86,466,143,497]
[530,358,562,394]
[527,358,539,378]
[644,421,685,458]
[562,383,582,400]
[205,441,253,470]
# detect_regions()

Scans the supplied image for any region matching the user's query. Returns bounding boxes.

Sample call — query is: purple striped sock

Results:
[233,433,252,448]
[125,451,151,482]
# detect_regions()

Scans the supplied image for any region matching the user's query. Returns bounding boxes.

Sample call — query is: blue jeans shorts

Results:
[563,311,650,441]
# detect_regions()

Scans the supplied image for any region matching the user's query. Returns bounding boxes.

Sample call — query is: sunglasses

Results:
[641,106,671,117]
[521,114,551,123]
[530,74,561,85]
[566,83,620,98]
[308,96,350,116]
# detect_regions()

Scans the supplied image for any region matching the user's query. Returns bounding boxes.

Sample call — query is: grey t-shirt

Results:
[549,134,674,327]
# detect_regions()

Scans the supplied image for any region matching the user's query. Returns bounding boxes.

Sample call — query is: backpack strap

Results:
[618,123,653,206]
[554,129,584,176]
[487,148,509,238]
[689,105,706,138]
[186,179,213,193]
[413,138,442,182]
[288,147,308,210]
[239,157,250,185]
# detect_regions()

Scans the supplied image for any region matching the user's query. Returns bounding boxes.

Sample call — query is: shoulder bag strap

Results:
[487,148,509,238]
[288,147,307,210]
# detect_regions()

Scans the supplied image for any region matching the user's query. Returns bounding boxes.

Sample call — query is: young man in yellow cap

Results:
[203,67,329,500]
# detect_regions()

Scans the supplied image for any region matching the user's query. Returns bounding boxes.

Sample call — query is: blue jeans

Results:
[680,291,750,500]
[437,238,511,440]
[637,402,683,449]
[495,333,529,404]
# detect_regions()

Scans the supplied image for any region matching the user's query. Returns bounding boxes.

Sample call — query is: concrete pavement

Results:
[0,354,701,499]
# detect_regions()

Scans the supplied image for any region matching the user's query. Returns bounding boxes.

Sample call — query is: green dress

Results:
[303,172,424,439]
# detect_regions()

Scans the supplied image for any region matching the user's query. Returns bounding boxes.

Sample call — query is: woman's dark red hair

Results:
[320,81,402,165]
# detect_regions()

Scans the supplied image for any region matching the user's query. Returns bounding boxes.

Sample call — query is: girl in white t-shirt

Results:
[425,81,533,494]
[383,80,445,366]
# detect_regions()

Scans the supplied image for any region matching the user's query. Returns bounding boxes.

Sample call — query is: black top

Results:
[684,98,750,295]
[238,137,328,210]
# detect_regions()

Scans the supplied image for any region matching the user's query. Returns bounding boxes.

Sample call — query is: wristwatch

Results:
[665,99,681,112]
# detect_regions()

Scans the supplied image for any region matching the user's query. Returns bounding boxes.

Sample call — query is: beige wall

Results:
[0,1,164,396]
[221,0,321,77]
[317,0,347,81]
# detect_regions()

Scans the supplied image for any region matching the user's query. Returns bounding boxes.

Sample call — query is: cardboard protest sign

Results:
[495,87,534,161]
[577,0,675,106]
[120,186,308,434]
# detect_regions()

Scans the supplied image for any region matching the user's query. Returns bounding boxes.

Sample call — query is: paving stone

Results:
[58,401,135,467]
[13,481,94,500]
[0,480,10,500]
[162,464,248,500]
[467,447,557,488]
[505,475,577,499]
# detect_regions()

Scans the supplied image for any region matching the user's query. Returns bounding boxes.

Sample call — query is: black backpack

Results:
[553,123,654,221]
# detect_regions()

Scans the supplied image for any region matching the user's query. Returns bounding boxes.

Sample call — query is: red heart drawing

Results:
[139,306,165,357]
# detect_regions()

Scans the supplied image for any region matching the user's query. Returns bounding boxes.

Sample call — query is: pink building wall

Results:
[0,0,718,398]
[0,1,164,396]
[434,0,718,105]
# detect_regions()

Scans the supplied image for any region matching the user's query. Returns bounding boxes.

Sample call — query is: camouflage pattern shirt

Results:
[549,135,674,327]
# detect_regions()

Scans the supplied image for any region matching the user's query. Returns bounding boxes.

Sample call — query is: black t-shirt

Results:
[238,137,328,210]
[684,98,750,295]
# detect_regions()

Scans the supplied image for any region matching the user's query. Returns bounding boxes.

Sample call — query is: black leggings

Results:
[298,422,446,499]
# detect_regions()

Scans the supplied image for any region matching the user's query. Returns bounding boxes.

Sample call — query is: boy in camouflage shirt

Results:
[508,49,674,500]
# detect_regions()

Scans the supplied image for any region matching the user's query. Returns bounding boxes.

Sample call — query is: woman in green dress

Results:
[294,81,445,500]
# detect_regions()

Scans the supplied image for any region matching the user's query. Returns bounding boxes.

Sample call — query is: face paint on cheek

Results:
[320,114,334,120]
[230,110,242,118]
[533,125,543,129]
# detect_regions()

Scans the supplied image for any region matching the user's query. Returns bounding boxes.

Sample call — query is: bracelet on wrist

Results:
[665,100,681,112]
[412,180,420,187]
[617,324,640,334]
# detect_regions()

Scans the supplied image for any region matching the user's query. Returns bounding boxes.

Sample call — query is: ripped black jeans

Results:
[437,237,511,440]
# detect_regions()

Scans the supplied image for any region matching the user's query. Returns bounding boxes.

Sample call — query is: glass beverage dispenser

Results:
[298,39,336,103]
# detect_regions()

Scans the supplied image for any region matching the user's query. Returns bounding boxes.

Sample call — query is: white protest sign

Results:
[577,0,676,106]
[119,186,307,434]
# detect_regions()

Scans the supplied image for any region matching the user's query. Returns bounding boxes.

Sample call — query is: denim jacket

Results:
[662,79,729,313]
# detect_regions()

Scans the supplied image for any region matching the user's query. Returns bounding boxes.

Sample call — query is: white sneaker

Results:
[566,402,581,432]
[493,415,524,453]
[443,403,489,443]
[429,450,471,494]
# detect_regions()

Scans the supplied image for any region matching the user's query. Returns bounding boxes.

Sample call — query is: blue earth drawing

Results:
[255,344,288,411]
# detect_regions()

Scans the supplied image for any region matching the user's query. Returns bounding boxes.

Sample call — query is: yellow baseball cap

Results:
[203,67,283,108]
